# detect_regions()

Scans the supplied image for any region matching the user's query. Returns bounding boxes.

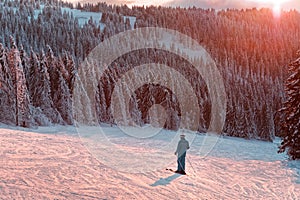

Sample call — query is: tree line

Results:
[0,0,299,142]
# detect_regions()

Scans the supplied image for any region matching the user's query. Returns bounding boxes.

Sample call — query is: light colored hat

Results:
[180,134,185,138]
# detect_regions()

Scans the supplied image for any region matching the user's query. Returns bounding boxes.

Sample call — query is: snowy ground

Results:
[4,4,136,29]
[1,125,300,199]
[61,7,136,29]
[32,5,136,29]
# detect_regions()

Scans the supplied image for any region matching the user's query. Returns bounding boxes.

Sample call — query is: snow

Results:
[33,5,45,19]
[27,5,105,28]
[24,5,136,29]
[125,16,136,29]
[60,7,136,29]
[1,124,300,199]
[61,7,104,28]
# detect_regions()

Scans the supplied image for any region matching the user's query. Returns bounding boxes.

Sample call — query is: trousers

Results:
[177,152,186,171]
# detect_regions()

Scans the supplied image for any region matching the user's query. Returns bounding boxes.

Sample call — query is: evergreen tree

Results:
[29,49,64,125]
[62,51,77,95]
[46,46,72,125]
[20,44,31,90]
[53,60,73,125]
[7,36,32,127]
[278,51,300,159]
[0,43,16,124]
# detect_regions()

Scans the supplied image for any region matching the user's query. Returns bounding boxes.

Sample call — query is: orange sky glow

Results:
[71,0,300,17]
[245,0,295,17]
[73,0,300,10]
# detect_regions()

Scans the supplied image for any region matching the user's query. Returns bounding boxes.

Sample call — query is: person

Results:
[174,134,189,175]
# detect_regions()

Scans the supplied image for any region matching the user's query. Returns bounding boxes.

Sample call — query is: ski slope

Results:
[1,125,300,199]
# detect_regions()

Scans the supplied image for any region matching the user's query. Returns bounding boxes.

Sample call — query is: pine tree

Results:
[7,36,32,127]
[0,43,16,124]
[62,51,77,95]
[46,46,73,125]
[29,49,64,125]
[53,64,73,125]
[20,45,31,90]
[278,51,300,159]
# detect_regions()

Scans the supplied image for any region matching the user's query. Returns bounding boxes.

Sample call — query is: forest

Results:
[0,0,300,141]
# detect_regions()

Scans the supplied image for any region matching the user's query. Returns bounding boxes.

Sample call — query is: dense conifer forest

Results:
[0,0,300,141]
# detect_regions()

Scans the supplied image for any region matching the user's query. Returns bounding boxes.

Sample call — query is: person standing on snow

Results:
[174,134,189,175]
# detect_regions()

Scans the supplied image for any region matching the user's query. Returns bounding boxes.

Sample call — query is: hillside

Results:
[0,1,300,140]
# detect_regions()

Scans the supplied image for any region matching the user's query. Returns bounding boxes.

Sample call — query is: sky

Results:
[74,0,300,10]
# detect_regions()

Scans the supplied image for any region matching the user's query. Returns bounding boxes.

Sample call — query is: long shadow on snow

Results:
[150,174,181,186]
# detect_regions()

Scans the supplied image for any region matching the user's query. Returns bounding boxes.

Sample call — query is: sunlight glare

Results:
[126,0,173,7]
[273,3,281,18]
[246,0,292,18]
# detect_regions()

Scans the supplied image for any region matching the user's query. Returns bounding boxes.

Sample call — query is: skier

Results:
[174,134,189,175]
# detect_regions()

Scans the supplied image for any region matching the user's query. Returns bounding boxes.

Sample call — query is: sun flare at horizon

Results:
[246,0,292,18]
[125,0,174,7]
[273,3,281,18]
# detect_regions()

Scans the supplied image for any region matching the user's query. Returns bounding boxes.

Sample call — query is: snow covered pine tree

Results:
[0,43,16,124]
[7,36,33,127]
[278,50,300,159]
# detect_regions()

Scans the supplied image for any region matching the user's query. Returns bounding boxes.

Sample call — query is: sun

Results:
[246,0,292,18]
[272,3,282,18]
[125,0,174,7]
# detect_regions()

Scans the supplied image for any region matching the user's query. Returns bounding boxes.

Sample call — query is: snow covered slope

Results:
[1,125,300,199]
[29,5,136,28]
[61,7,136,28]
